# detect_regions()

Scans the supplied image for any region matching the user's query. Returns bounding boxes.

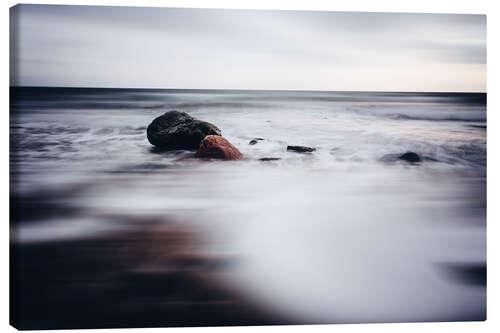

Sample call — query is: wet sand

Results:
[10,219,292,330]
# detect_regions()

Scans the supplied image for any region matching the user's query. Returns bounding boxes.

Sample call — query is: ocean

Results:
[10,87,486,328]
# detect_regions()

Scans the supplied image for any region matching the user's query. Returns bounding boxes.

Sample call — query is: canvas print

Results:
[9,4,486,330]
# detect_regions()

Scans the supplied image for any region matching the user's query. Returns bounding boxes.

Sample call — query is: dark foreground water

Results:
[10,87,486,329]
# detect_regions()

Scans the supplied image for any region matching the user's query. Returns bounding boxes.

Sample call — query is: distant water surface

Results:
[10,87,486,327]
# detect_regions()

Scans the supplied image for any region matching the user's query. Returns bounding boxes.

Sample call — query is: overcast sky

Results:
[10,4,486,92]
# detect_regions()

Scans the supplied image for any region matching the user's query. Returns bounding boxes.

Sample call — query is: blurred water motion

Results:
[10,88,486,328]
[11,219,290,329]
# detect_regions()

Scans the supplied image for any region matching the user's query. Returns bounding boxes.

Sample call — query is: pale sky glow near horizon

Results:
[10,4,486,92]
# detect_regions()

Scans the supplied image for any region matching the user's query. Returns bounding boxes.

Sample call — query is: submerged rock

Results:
[381,152,427,164]
[398,152,422,163]
[259,157,281,161]
[287,145,316,153]
[147,111,221,150]
[196,135,243,160]
[249,138,264,145]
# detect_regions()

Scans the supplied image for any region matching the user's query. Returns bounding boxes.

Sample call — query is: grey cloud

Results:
[10,4,486,91]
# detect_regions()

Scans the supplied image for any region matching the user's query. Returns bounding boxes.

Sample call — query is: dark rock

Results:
[249,138,264,145]
[196,135,243,160]
[259,157,281,161]
[398,152,421,163]
[287,145,316,153]
[147,111,221,150]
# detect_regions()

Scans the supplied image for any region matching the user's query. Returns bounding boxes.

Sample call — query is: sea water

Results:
[10,87,486,325]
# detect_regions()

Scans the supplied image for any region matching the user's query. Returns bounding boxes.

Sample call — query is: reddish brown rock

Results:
[196,135,243,160]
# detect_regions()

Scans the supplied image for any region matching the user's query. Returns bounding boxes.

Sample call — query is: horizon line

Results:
[10,85,487,94]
